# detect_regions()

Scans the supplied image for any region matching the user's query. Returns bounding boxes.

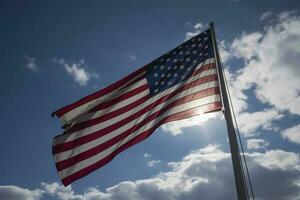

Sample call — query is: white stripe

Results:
[58,58,215,124]
[53,68,217,146]
[59,71,146,124]
[74,88,149,124]
[71,59,216,124]
[54,80,219,162]
[58,94,221,179]
[77,67,217,124]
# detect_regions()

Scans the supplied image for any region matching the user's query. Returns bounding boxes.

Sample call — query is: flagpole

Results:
[209,22,249,200]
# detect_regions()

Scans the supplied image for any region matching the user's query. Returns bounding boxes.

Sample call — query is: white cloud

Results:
[41,182,84,200]
[249,149,300,171]
[282,124,300,144]
[147,159,161,167]
[143,153,161,167]
[231,31,263,60]
[129,55,137,60]
[1,145,300,200]
[213,11,300,138]
[161,112,222,135]
[24,55,38,71]
[218,40,231,63]
[230,12,300,115]
[260,11,273,21]
[55,59,99,86]
[0,185,42,200]
[144,153,151,158]
[237,108,283,136]
[246,138,269,150]
[185,22,207,40]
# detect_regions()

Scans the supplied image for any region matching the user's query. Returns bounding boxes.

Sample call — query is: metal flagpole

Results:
[209,22,249,200]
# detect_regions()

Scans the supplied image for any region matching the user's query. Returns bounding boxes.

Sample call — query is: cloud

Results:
[213,11,300,138]
[161,112,223,135]
[246,138,269,150]
[282,124,300,144]
[144,153,151,158]
[260,11,273,21]
[237,108,283,136]
[41,182,84,200]
[129,55,137,61]
[249,149,300,171]
[55,58,99,86]
[230,11,300,115]
[147,160,161,167]
[166,12,300,136]
[218,40,231,63]
[24,55,38,71]
[185,22,207,40]
[0,185,42,200]
[1,145,300,200]
[143,153,162,167]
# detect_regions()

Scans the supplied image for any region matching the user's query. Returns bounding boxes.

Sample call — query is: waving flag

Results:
[52,28,223,186]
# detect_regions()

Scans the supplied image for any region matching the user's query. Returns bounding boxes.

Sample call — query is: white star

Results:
[161,73,165,78]
[161,81,165,85]
[154,73,158,77]
[174,65,178,69]
[167,73,171,77]
[200,52,203,56]
[160,65,165,70]
[193,60,197,64]
[205,53,208,56]
[179,51,183,55]
[174,73,178,77]
[192,50,197,54]
[186,51,190,55]
[198,43,202,47]
[178,45,183,49]
[155,81,159,86]
[205,45,208,49]
[154,65,158,69]
[187,67,192,71]
[173,59,178,63]
[167,66,171,70]
[160,58,164,62]
[172,51,177,55]
[168,81,172,86]
[181,75,185,80]
[204,37,208,40]
[192,44,196,48]
[155,88,159,93]
[197,38,201,41]
[180,65,185,70]
[166,58,171,62]
[186,57,191,62]
[192,38,196,42]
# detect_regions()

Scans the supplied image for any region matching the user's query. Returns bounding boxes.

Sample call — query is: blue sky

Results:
[1,0,300,199]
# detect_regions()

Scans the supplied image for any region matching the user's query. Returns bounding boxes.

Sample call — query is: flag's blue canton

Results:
[146,29,214,96]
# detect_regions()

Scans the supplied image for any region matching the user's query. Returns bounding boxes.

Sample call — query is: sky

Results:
[1,0,300,199]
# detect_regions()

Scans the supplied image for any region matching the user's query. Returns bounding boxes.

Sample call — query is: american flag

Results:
[52,28,223,186]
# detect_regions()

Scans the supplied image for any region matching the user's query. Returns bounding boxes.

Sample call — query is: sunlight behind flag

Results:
[52,28,222,186]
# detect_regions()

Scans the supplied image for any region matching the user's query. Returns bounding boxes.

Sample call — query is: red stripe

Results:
[88,84,148,113]
[53,62,215,118]
[63,95,150,135]
[60,102,222,186]
[54,89,220,170]
[53,66,147,117]
[63,66,217,134]
[53,75,218,153]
